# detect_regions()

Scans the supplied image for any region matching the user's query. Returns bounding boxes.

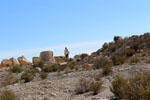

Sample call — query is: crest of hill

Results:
[90,32,150,58]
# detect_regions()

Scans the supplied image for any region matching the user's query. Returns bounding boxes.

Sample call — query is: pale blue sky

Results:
[0,0,150,61]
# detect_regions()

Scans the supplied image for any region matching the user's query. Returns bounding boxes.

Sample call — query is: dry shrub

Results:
[93,57,113,69]
[90,81,103,95]
[75,78,91,94]
[102,65,112,76]
[128,57,139,64]
[40,72,48,79]
[21,71,33,83]
[111,72,150,100]
[42,64,58,72]
[82,63,91,70]
[0,90,20,100]
[125,48,135,57]
[111,55,125,65]
[10,65,22,73]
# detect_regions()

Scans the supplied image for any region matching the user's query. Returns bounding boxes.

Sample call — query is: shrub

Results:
[102,65,112,76]
[93,57,113,69]
[125,48,135,57]
[43,97,49,100]
[75,78,90,94]
[128,57,139,64]
[40,72,48,79]
[111,55,125,65]
[110,75,128,100]
[0,90,20,100]
[111,73,150,100]
[80,53,88,60]
[114,36,121,42]
[10,66,22,73]
[68,62,76,70]
[90,81,103,95]
[42,64,58,72]
[21,71,33,83]
[82,63,91,70]
[131,42,139,51]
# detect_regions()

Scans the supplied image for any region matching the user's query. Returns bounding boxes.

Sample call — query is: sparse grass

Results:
[128,57,139,64]
[2,73,19,86]
[111,72,150,100]
[40,72,48,79]
[0,90,20,100]
[10,65,22,73]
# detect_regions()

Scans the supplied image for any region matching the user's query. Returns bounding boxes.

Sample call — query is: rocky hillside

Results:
[91,32,150,58]
[0,33,150,100]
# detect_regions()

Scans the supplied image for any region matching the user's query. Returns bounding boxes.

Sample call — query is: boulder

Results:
[40,51,53,62]
[10,57,19,66]
[18,56,30,65]
[1,59,12,67]
[32,57,41,65]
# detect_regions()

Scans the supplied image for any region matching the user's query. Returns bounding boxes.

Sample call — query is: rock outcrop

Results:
[18,56,30,65]
[40,51,53,63]
[1,59,12,67]
[10,57,19,66]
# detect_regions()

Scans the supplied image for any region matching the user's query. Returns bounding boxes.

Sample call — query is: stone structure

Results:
[18,56,30,65]
[40,51,53,63]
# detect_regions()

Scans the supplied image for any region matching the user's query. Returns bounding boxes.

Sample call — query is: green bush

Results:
[111,73,150,100]
[21,71,33,83]
[90,81,103,95]
[128,57,139,64]
[93,57,113,69]
[40,72,48,79]
[0,90,20,100]
[10,66,22,73]
[125,48,135,57]
[111,55,125,65]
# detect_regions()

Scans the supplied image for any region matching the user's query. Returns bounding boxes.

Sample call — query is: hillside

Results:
[0,33,150,100]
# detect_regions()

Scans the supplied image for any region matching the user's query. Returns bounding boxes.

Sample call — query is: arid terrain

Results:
[0,33,150,100]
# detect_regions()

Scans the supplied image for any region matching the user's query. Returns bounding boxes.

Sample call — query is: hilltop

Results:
[0,33,150,100]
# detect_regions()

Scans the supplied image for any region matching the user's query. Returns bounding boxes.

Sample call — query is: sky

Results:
[0,0,150,61]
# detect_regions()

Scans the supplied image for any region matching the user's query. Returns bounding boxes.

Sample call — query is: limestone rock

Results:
[10,57,19,66]
[40,51,53,62]
[32,57,41,65]
[18,56,30,65]
[1,59,12,67]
